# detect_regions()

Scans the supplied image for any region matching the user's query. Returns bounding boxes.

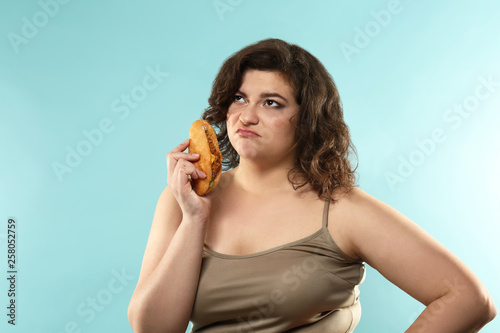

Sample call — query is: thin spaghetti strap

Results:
[322,198,330,228]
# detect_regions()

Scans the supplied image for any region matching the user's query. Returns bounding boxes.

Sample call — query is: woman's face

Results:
[226,69,300,166]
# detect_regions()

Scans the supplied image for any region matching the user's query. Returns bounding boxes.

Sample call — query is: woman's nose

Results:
[239,103,259,125]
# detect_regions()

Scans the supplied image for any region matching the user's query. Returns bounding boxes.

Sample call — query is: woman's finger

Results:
[167,152,200,162]
[166,139,200,175]
[168,160,198,195]
[166,152,200,174]
[175,159,206,180]
[171,138,190,153]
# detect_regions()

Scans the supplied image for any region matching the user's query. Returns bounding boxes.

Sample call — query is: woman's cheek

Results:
[270,118,293,133]
[226,108,238,121]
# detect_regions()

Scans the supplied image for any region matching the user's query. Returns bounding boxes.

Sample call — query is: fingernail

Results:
[183,138,189,144]
[192,153,200,157]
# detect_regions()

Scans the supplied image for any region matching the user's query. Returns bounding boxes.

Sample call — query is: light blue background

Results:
[1,0,499,332]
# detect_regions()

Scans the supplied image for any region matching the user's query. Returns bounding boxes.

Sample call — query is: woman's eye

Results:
[234,95,244,102]
[265,100,281,107]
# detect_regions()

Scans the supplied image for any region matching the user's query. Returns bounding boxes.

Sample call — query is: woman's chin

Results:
[236,150,260,161]
[233,142,259,158]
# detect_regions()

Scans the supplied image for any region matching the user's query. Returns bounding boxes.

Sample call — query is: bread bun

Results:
[188,120,222,195]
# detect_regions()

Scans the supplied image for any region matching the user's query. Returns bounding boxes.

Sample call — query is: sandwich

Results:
[188,119,223,195]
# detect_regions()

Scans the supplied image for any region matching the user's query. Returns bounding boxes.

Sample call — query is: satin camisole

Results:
[190,199,366,332]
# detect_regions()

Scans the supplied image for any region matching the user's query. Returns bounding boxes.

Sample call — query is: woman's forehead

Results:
[239,70,295,95]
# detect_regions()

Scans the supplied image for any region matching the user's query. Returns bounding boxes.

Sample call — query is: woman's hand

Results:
[166,139,212,222]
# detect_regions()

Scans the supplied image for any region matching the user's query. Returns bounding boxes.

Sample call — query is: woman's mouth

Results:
[236,127,260,138]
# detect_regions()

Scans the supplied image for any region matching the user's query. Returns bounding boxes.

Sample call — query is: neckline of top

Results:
[202,227,326,260]
[203,199,331,260]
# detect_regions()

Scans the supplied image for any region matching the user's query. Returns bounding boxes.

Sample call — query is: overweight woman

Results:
[127,38,496,332]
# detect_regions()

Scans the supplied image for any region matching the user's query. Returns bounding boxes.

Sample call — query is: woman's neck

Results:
[230,158,297,195]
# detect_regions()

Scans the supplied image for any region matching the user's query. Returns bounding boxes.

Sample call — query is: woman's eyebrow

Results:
[235,90,289,103]
[260,92,288,103]
[235,90,247,97]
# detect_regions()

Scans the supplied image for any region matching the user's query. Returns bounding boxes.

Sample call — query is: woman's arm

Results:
[127,186,206,333]
[342,188,496,332]
[128,140,210,333]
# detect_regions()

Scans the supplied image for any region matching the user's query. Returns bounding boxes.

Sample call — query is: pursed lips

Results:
[236,127,260,137]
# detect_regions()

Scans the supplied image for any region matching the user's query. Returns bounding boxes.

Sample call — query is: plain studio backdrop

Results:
[1,1,499,332]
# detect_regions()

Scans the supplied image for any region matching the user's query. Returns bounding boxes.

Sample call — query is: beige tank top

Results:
[190,199,366,332]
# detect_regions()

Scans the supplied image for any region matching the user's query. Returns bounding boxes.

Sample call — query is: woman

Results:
[127,39,496,332]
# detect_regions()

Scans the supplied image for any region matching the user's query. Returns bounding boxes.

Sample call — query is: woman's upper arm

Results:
[344,188,490,306]
[134,186,182,290]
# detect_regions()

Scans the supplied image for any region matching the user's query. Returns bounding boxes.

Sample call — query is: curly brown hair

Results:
[202,38,359,202]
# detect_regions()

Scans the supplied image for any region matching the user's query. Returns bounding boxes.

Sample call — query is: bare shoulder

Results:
[339,187,393,216]
[331,186,439,265]
[327,186,402,261]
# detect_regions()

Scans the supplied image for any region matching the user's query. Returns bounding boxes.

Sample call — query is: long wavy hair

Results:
[202,38,359,202]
